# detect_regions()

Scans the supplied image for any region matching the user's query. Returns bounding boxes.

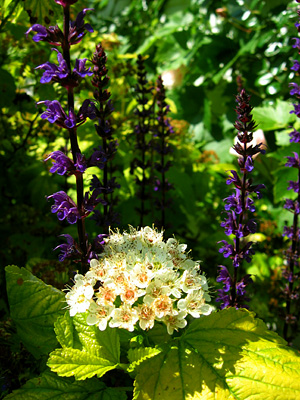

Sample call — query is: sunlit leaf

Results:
[47,348,117,380]
[48,312,120,380]
[133,309,300,400]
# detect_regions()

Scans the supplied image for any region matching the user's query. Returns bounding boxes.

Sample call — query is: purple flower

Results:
[289,127,300,143]
[290,103,300,117]
[47,191,80,224]
[54,234,80,261]
[26,9,93,47]
[218,240,234,258]
[84,190,107,213]
[77,99,97,123]
[289,82,300,96]
[26,24,63,45]
[284,199,300,214]
[46,151,87,175]
[224,190,243,214]
[246,197,255,212]
[287,180,300,192]
[216,265,232,292]
[249,183,266,199]
[244,155,254,172]
[73,58,93,78]
[38,100,76,128]
[236,275,253,297]
[226,170,241,187]
[69,9,94,45]
[291,60,300,72]
[74,153,88,173]
[26,24,48,42]
[44,150,74,175]
[36,49,69,84]
[285,152,300,168]
[283,226,295,240]
[292,37,300,50]
[220,211,236,236]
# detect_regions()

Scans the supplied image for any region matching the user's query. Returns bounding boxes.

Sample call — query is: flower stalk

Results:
[216,88,265,309]
[153,76,174,229]
[27,2,111,270]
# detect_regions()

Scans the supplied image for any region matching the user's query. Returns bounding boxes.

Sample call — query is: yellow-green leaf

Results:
[133,309,300,400]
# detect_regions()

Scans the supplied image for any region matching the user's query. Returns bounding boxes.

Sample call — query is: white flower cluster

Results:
[65,226,214,335]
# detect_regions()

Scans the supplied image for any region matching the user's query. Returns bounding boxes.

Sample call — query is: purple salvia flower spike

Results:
[216,87,265,309]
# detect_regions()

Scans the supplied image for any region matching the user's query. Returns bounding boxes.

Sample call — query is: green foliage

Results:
[2,0,300,397]
[47,312,120,380]
[132,309,300,400]
[4,370,127,400]
[5,265,65,358]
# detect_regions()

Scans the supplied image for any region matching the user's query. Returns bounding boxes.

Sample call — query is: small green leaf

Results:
[133,309,300,399]
[47,348,117,380]
[5,265,65,358]
[54,312,81,350]
[4,370,127,399]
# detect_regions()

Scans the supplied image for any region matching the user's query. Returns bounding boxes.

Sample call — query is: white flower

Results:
[136,304,156,330]
[64,226,214,335]
[109,304,139,331]
[152,294,173,318]
[96,286,117,305]
[140,226,163,244]
[177,290,214,318]
[144,279,171,305]
[86,259,107,281]
[120,284,142,305]
[66,282,94,317]
[155,269,181,298]
[132,263,154,288]
[180,270,208,293]
[86,301,115,331]
[162,311,187,335]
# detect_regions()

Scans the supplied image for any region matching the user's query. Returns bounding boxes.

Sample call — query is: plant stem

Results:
[63,5,87,270]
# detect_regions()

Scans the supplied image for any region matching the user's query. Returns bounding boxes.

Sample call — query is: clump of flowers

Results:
[216,88,266,309]
[65,226,214,334]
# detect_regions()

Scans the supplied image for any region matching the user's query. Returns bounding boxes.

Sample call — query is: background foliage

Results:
[1,0,300,396]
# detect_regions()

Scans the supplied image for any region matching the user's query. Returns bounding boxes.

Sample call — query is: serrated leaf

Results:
[5,265,65,358]
[133,309,300,400]
[127,347,161,373]
[72,313,120,363]
[54,312,81,350]
[4,370,127,400]
[48,312,120,381]
[47,348,117,380]
[252,100,295,131]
